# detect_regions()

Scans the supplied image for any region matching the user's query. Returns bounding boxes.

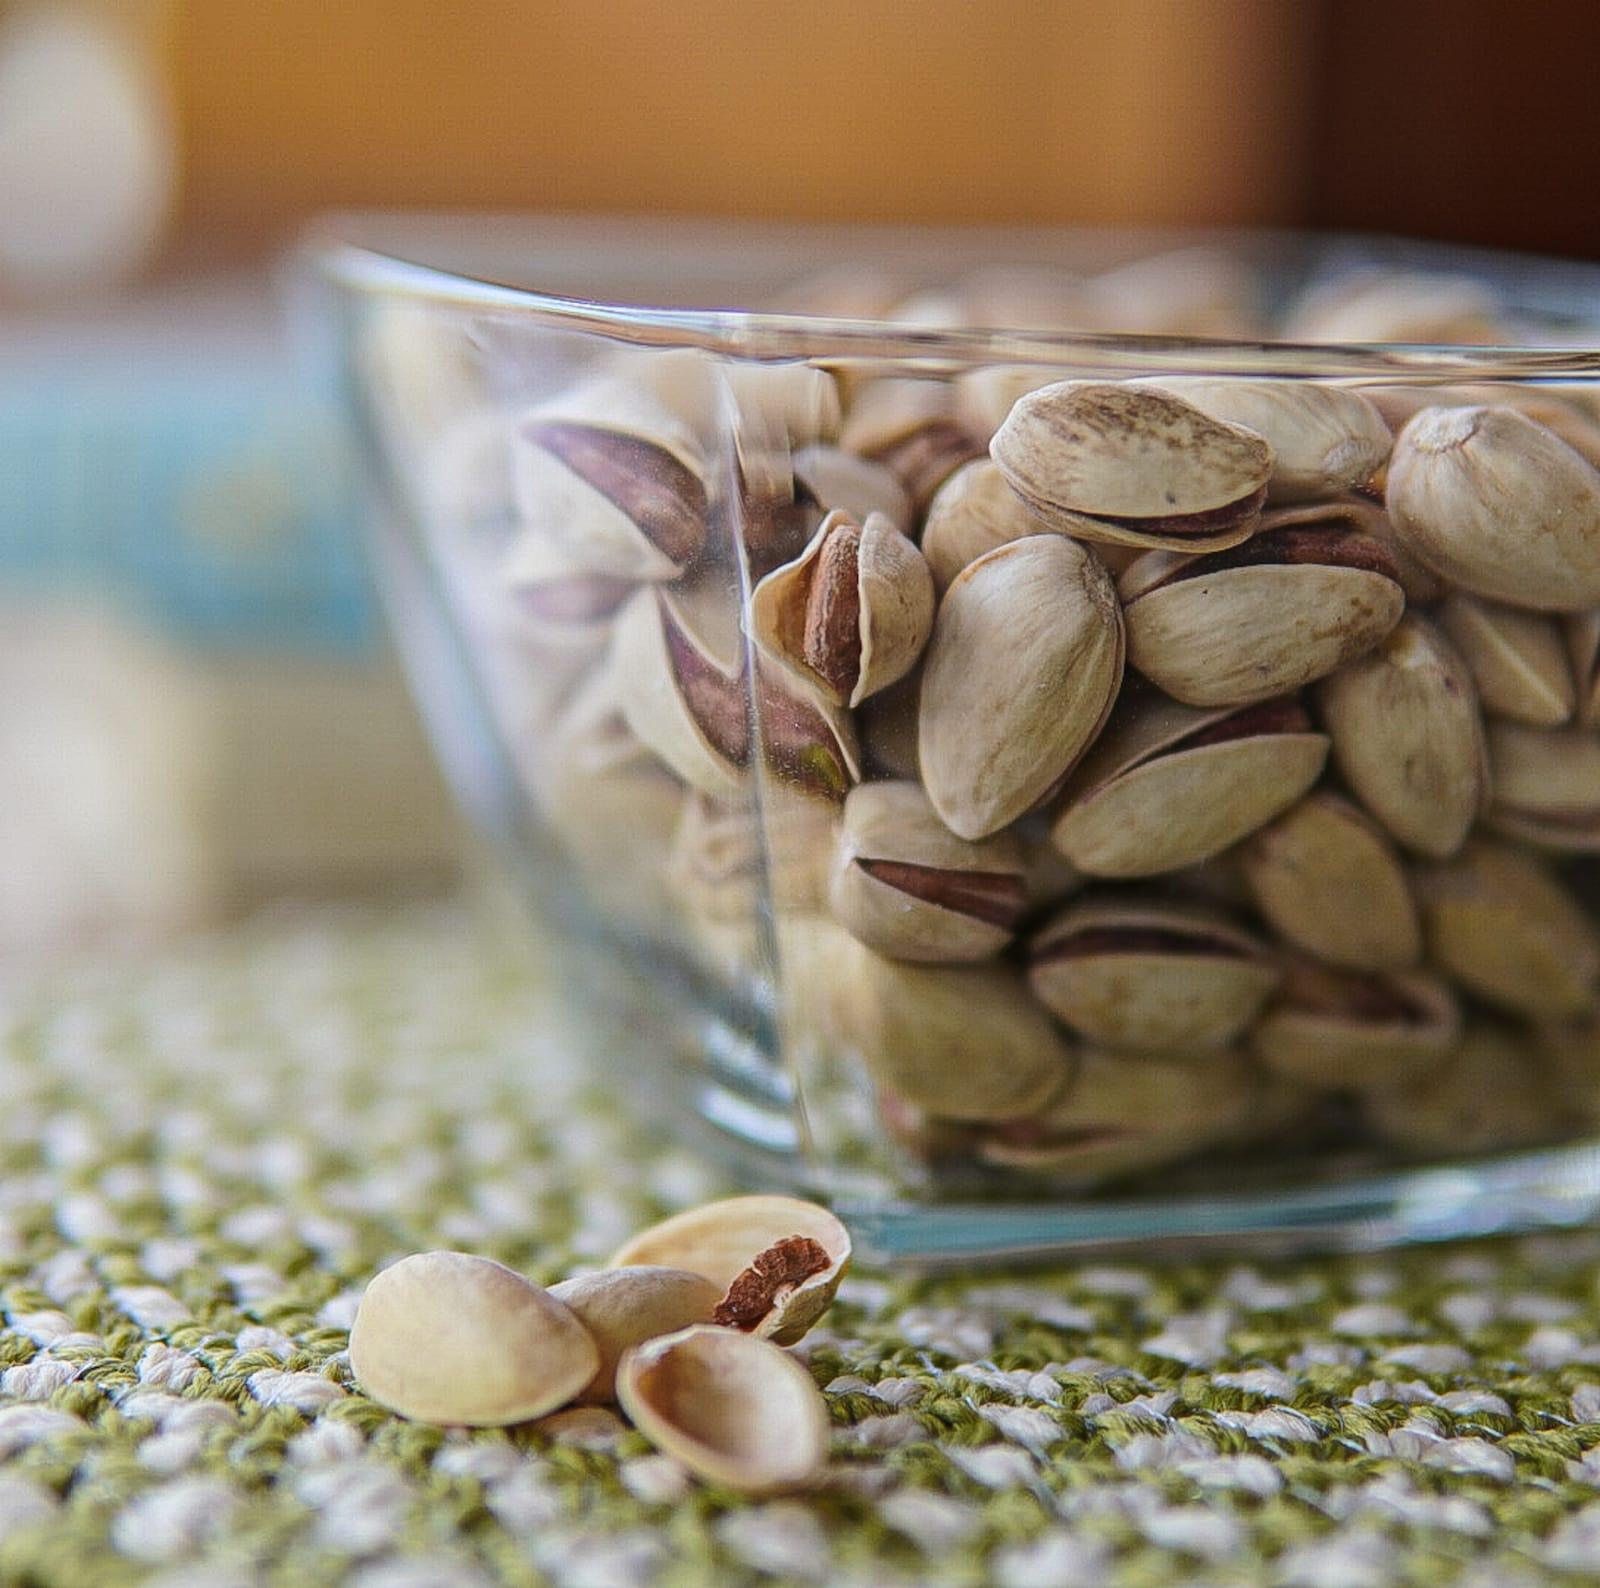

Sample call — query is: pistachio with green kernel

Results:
[1439,594,1575,728]
[1483,721,1600,852]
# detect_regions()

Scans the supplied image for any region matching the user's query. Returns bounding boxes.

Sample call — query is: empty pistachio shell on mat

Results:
[617,1326,828,1494]
[1438,594,1575,727]
[829,780,1028,962]
[1251,961,1459,1093]
[1260,496,1444,604]
[991,380,1273,552]
[349,1253,599,1427]
[918,536,1124,840]
[1317,613,1488,859]
[1386,405,1600,610]
[1135,378,1390,503]
[921,457,1054,592]
[1417,839,1600,1018]
[840,378,983,511]
[1483,722,1600,852]
[1120,522,1405,708]
[793,444,913,536]
[533,1405,628,1446]
[1242,793,1421,971]
[750,509,935,707]
[1051,689,1328,878]
[1027,896,1277,1052]
[608,1195,850,1347]
[1568,611,1600,727]
[549,1267,722,1404]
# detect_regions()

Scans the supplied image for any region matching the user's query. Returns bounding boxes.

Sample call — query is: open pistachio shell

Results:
[1120,524,1405,708]
[549,1267,722,1404]
[1251,961,1459,1093]
[1051,689,1328,877]
[793,444,913,536]
[829,780,1027,963]
[1387,406,1600,611]
[1438,594,1575,728]
[1484,722,1600,853]
[617,1326,828,1495]
[1317,613,1488,859]
[1241,793,1421,972]
[608,1195,850,1348]
[921,458,1056,594]
[1417,838,1600,1018]
[841,378,983,511]
[919,536,1124,840]
[990,380,1273,553]
[1027,896,1277,1052]
[1261,497,1444,605]
[349,1253,600,1427]
[1136,378,1390,503]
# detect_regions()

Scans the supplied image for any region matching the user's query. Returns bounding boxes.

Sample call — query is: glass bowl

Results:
[310,216,1600,1265]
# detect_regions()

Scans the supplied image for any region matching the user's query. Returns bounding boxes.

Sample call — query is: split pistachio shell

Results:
[1241,793,1421,971]
[921,458,1055,593]
[1027,897,1277,1052]
[1484,722,1600,852]
[1136,378,1391,503]
[349,1253,600,1427]
[608,1195,850,1347]
[1439,594,1575,727]
[1251,961,1459,1093]
[1316,613,1488,858]
[918,536,1124,840]
[1051,689,1328,877]
[1568,611,1600,727]
[1386,406,1600,611]
[1261,497,1444,604]
[502,531,635,649]
[750,509,935,707]
[1418,838,1600,1018]
[991,380,1273,553]
[534,1406,628,1446]
[829,780,1027,962]
[840,378,982,510]
[617,1326,828,1495]
[793,444,913,536]
[549,1267,722,1404]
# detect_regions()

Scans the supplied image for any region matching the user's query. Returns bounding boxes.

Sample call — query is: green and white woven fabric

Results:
[5,903,1600,1586]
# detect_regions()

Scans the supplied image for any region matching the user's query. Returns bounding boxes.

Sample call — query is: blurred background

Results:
[4,0,1598,965]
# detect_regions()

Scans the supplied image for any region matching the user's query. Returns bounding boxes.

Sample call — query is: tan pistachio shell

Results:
[1241,792,1421,971]
[1284,270,1507,344]
[533,1405,628,1446]
[991,380,1273,553]
[1051,690,1328,877]
[1027,896,1278,1052]
[608,1195,851,1348]
[953,365,1054,442]
[1484,722,1600,852]
[1386,406,1600,611]
[921,457,1055,594]
[829,780,1027,963]
[1316,613,1489,859]
[1438,594,1575,728]
[1417,838,1600,1018]
[793,444,913,536]
[668,789,837,923]
[549,1268,722,1404]
[501,528,636,648]
[616,1326,828,1495]
[1568,611,1600,727]
[840,378,981,510]
[349,1253,600,1427]
[918,535,1124,840]
[1261,497,1444,604]
[1082,248,1260,338]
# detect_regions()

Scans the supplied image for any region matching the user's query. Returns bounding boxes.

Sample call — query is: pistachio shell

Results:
[921,458,1054,594]
[793,444,913,536]
[1262,497,1444,604]
[668,790,837,923]
[1317,613,1488,858]
[841,378,981,510]
[1137,379,1390,503]
[1568,611,1600,727]
[349,1253,600,1427]
[1417,838,1600,1018]
[1439,595,1575,727]
[1027,896,1277,1052]
[1241,793,1421,971]
[953,366,1054,442]
[617,1326,828,1495]
[1284,270,1506,344]
[829,781,1027,962]
[502,529,635,650]
[549,1267,722,1404]
[918,536,1124,840]
[1386,406,1600,611]
[533,1406,628,1446]
[1484,722,1600,852]
[1051,690,1328,877]
[1083,248,1260,337]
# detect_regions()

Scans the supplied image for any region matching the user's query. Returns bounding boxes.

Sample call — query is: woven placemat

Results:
[4,903,1600,1586]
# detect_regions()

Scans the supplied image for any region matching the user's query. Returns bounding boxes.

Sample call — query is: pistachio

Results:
[1316,613,1488,858]
[1051,687,1328,877]
[918,536,1124,840]
[1120,523,1405,708]
[533,1406,628,1446]
[349,1253,599,1427]
[841,378,983,512]
[953,366,1054,443]
[750,509,935,707]
[1484,722,1600,852]
[921,458,1054,594]
[502,529,636,648]
[1283,270,1507,344]
[1568,611,1600,727]
[991,380,1273,553]
[1417,838,1600,1018]
[1438,594,1575,727]
[754,663,861,800]
[1386,406,1600,611]
[1262,497,1444,604]
[549,1267,722,1404]
[1241,793,1421,971]
[608,1195,850,1347]
[793,444,913,536]
[1136,379,1390,503]
[616,1326,828,1495]
[1082,248,1259,338]
[1251,960,1459,1093]
[668,789,837,924]
[829,780,1028,962]
[1027,896,1277,1052]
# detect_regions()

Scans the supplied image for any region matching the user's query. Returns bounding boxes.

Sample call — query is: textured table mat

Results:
[5,905,1600,1585]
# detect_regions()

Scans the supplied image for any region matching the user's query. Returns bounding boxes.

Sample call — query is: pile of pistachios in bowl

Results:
[397,255,1600,1195]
